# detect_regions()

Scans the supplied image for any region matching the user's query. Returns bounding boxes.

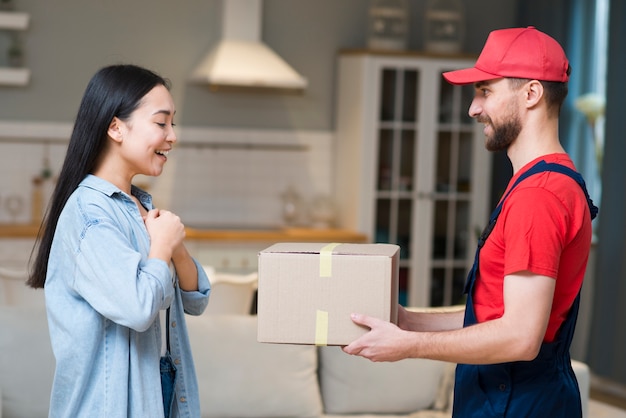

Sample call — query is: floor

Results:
[590,377,626,417]
[589,399,626,418]
[591,388,626,410]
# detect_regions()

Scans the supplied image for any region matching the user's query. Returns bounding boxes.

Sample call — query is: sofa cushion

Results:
[0,306,55,418]
[0,267,46,307]
[319,346,448,415]
[186,314,323,418]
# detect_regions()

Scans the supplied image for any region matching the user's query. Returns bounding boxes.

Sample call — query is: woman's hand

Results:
[144,209,199,291]
[144,208,185,262]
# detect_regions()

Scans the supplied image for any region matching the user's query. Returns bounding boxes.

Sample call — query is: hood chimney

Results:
[190,0,308,94]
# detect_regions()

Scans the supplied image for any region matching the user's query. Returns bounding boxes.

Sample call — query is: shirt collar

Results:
[79,174,153,209]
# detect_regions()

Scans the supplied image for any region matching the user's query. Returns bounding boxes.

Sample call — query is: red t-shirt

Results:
[474,153,593,342]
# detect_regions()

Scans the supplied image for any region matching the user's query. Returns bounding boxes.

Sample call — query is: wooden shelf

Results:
[338,48,478,60]
[0,11,29,30]
[184,227,368,243]
[0,67,30,86]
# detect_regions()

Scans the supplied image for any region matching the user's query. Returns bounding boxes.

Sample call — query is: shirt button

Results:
[171,321,177,328]
[180,396,187,403]
[499,384,507,391]
[174,358,181,365]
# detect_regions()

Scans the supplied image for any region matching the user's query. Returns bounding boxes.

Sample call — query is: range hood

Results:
[190,0,308,94]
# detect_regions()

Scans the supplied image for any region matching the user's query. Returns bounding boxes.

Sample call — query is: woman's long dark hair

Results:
[27,65,170,288]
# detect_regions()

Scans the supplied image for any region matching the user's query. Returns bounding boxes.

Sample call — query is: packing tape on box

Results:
[316,244,340,345]
[315,310,329,346]
[319,243,340,278]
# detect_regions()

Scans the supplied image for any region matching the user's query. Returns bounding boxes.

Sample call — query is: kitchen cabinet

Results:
[0,11,30,86]
[333,51,491,307]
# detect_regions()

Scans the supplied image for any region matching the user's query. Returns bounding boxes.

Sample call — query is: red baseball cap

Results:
[443,26,570,85]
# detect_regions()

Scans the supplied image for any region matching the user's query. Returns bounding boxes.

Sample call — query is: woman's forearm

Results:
[171,244,199,291]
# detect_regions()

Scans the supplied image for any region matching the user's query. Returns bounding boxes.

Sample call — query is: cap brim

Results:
[442,67,502,85]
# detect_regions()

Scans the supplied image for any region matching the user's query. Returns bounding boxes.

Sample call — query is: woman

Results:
[28,64,210,418]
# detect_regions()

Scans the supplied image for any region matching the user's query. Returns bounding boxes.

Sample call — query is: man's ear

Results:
[107,117,124,143]
[525,80,544,108]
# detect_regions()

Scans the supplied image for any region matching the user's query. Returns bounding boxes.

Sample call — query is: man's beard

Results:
[479,113,522,152]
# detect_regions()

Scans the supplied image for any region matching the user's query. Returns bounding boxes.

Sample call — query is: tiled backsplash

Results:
[155,128,334,228]
[0,122,334,228]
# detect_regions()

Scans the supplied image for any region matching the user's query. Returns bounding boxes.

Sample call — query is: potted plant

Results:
[0,0,15,11]
[7,35,23,67]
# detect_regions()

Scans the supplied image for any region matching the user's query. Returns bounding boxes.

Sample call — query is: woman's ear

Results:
[107,117,124,143]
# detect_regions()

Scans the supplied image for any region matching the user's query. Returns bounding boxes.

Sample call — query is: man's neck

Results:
[506,119,565,174]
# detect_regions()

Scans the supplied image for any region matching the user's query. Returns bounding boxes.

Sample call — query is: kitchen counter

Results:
[0,224,368,243]
[0,224,42,238]
[184,226,368,242]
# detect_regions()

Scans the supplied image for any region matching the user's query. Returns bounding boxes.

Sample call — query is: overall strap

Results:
[480,160,596,248]
[465,160,598,295]
[502,161,597,219]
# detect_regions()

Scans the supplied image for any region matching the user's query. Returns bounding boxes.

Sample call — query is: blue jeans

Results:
[160,353,177,418]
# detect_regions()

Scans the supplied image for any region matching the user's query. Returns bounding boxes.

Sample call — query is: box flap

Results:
[259,242,399,257]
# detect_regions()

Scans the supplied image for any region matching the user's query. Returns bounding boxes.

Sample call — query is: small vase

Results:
[367,0,409,51]
[424,0,465,54]
[281,186,302,227]
[309,195,336,229]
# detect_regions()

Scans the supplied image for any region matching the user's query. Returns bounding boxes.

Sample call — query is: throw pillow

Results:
[319,345,447,415]
[187,314,323,418]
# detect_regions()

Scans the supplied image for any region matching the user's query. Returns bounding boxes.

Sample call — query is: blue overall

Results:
[452,161,598,418]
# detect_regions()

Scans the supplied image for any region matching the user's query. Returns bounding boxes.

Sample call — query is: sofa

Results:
[0,296,593,418]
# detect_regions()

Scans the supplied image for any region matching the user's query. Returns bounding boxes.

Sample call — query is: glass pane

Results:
[453,268,468,306]
[431,268,445,306]
[399,267,409,306]
[436,132,452,192]
[375,199,391,243]
[402,70,419,122]
[438,80,453,123]
[398,199,412,259]
[399,130,415,191]
[460,84,474,124]
[454,201,470,258]
[380,69,397,121]
[458,133,472,192]
[432,200,448,259]
[377,129,394,190]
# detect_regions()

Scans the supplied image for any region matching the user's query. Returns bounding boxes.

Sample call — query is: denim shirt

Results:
[44,175,210,418]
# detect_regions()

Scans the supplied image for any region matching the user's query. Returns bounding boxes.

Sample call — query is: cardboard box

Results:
[257,242,399,346]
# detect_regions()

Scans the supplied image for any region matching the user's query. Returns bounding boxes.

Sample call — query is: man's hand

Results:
[342,313,412,362]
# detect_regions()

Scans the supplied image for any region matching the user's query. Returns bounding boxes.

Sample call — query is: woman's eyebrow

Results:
[152,109,175,116]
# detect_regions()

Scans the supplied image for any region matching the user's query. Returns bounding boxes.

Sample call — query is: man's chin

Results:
[485,138,511,153]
